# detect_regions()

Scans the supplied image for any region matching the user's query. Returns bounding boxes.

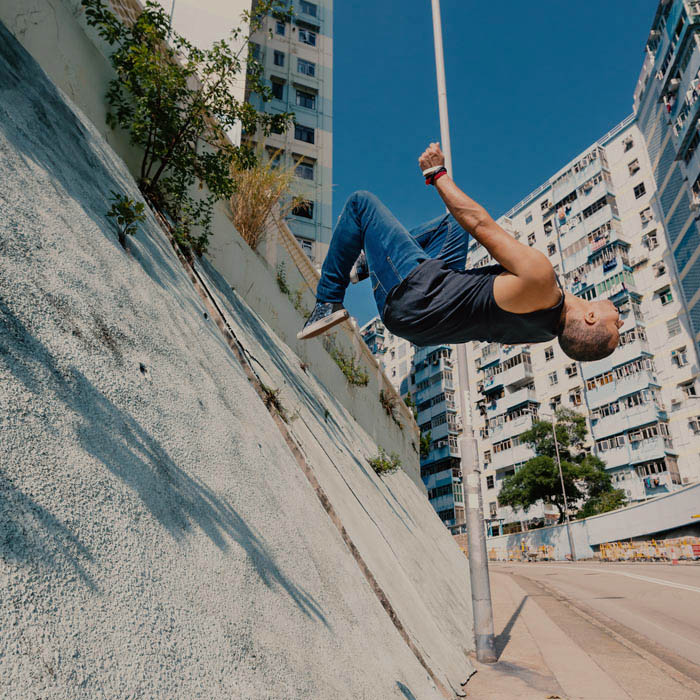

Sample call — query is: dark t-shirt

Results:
[382,259,564,347]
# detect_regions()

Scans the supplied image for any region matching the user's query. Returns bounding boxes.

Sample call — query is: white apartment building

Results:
[467,116,700,531]
[360,316,414,397]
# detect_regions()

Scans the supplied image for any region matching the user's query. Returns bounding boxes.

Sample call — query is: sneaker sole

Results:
[297,308,349,340]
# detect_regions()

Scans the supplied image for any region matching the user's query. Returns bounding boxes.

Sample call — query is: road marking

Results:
[548,564,700,594]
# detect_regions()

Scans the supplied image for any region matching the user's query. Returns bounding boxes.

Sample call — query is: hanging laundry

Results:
[557,207,566,221]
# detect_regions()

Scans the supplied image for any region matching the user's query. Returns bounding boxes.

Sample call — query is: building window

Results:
[486,475,495,489]
[271,80,284,100]
[297,58,316,76]
[653,260,666,277]
[300,0,318,17]
[545,346,554,361]
[547,243,556,257]
[250,42,261,60]
[672,347,688,367]
[525,214,533,224]
[623,137,634,152]
[640,206,653,223]
[548,371,558,386]
[628,159,640,175]
[569,388,582,406]
[681,380,698,398]
[484,450,491,464]
[527,232,536,246]
[565,363,577,377]
[489,502,498,517]
[296,236,313,259]
[295,160,314,180]
[273,50,285,67]
[294,124,315,144]
[643,230,658,249]
[667,317,681,338]
[275,20,286,35]
[296,89,316,109]
[634,182,646,199]
[551,394,561,407]
[298,28,317,46]
[292,201,314,219]
[656,286,673,305]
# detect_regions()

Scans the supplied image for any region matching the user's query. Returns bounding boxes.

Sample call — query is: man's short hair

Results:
[557,315,616,362]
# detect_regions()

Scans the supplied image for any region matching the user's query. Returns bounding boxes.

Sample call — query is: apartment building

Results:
[246,0,333,263]
[360,316,414,396]
[468,115,700,531]
[634,0,700,344]
[411,345,465,531]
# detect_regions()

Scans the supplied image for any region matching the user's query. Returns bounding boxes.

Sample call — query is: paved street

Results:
[466,561,700,699]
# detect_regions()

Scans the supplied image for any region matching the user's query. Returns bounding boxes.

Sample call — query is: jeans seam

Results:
[387,256,403,282]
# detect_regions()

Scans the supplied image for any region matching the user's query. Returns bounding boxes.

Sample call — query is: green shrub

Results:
[368,448,401,476]
[106,191,146,248]
[276,263,290,295]
[82,0,293,255]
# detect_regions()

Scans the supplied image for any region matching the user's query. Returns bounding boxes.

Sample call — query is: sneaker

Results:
[349,251,369,284]
[297,302,349,340]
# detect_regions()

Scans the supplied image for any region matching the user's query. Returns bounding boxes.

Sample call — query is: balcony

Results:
[591,404,666,440]
[488,413,534,443]
[490,443,534,471]
[629,436,669,464]
[598,445,630,469]
[428,444,460,461]
[582,339,651,379]
[586,371,658,409]
[503,387,538,411]
[499,359,534,388]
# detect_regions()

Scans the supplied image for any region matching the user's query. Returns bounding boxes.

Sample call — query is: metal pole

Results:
[550,410,577,562]
[430,0,496,664]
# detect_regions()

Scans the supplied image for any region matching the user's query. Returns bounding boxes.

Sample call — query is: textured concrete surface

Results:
[0,24,474,698]
[0,0,420,481]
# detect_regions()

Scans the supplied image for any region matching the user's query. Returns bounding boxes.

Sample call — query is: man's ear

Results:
[583,306,598,326]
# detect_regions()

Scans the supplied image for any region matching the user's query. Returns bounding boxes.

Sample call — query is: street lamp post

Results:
[548,407,577,562]
[430,0,496,664]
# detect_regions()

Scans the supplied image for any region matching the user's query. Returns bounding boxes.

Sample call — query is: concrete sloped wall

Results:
[0,22,474,698]
[0,0,420,479]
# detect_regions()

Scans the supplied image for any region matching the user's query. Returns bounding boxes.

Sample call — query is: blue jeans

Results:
[316,191,470,317]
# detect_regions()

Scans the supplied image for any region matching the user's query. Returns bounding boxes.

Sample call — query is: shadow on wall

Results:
[0,21,208,329]
[0,242,327,628]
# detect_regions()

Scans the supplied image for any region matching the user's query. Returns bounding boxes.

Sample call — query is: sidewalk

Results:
[463,569,698,700]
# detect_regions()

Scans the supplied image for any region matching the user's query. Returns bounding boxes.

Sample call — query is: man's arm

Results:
[418,143,559,310]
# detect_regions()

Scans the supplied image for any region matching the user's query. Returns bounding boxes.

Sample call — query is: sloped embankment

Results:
[0,23,474,699]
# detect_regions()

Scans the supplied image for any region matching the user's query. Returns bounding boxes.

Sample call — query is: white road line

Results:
[547,564,700,594]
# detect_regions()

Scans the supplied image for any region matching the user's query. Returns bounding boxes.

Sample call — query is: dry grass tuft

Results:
[229,147,308,250]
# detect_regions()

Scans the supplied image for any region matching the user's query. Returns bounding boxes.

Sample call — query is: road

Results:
[488,561,700,698]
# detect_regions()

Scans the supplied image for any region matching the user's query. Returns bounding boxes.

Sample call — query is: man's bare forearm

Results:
[435,175,550,280]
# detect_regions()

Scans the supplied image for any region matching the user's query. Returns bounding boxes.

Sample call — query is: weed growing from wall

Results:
[106,191,145,248]
[368,448,401,476]
[330,345,369,387]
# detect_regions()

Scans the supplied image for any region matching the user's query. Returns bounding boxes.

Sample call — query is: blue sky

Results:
[332,0,659,326]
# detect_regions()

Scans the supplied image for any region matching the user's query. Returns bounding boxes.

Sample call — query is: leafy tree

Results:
[575,488,627,520]
[497,408,625,523]
[82,0,293,254]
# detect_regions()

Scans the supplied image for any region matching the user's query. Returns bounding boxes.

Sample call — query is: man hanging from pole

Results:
[298,142,623,363]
